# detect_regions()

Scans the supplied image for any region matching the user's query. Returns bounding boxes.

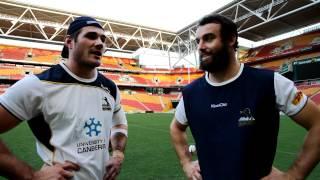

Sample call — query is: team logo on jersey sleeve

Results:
[291,91,303,105]
[238,108,256,127]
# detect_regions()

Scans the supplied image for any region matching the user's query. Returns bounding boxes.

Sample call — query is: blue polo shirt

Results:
[175,64,307,179]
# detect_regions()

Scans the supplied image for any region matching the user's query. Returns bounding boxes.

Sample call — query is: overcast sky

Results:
[11,0,234,32]
[9,0,320,48]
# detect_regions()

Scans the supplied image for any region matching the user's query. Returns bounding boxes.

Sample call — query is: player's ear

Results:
[228,35,236,48]
[64,35,73,49]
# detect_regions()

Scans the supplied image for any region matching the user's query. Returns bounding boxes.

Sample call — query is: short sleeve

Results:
[114,87,121,113]
[274,73,307,116]
[112,87,127,126]
[174,97,188,125]
[0,75,43,121]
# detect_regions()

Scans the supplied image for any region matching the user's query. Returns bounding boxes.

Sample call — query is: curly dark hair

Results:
[198,14,239,51]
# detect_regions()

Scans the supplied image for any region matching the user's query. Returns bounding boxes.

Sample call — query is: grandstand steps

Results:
[121,99,149,111]
[142,102,163,112]
[159,96,165,109]
[0,44,197,113]
[298,84,320,97]
[311,92,320,106]
[132,94,152,112]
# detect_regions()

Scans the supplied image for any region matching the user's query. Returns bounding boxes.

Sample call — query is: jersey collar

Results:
[59,62,98,83]
[205,63,244,87]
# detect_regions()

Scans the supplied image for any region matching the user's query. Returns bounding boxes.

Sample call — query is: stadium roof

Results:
[180,0,320,41]
[0,0,319,55]
[9,0,234,33]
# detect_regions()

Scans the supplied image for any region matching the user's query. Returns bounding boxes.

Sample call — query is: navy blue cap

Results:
[67,16,103,35]
[61,16,103,58]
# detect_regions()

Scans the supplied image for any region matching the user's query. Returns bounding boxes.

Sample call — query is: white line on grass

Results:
[277,150,296,156]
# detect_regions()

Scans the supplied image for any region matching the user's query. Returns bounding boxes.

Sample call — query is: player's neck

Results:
[65,59,96,79]
[208,56,240,83]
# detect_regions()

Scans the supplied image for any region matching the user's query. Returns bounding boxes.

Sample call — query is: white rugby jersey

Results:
[0,62,127,179]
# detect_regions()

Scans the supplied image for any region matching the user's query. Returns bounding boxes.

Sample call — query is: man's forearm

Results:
[170,121,192,166]
[287,125,320,179]
[111,123,127,150]
[111,132,127,153]
[0,140,34,179]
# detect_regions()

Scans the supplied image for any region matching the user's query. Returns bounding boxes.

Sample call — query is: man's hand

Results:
[104,150,124,180]
[182,160,202,180]
[261,167,296,180]
[33,161,80,180]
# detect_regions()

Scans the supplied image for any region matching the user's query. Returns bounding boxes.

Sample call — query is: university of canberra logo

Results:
[84,117,102,137]
[76,118,106,154]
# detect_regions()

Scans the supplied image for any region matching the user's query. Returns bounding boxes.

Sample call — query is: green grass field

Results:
[0,113,319,179]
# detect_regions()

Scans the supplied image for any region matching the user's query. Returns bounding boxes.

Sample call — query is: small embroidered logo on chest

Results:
[211,103,228,109]
[238,108,256,127]
[102,97,112,111]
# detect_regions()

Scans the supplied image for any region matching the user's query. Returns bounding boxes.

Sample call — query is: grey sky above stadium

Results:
[4,0,320,50]
[11,0,234,32]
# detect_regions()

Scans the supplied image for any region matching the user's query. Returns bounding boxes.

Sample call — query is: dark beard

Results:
[82,60,100,68]
[199,45,230,73]
[77,56,101,69]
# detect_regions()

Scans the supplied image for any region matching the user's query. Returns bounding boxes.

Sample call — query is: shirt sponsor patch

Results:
[238,108,255,127]
[292,91,303,105]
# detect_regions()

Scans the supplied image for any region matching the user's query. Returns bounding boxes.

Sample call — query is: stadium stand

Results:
[0,84,9,95]
[251,52,320,71]
[0,43,195,112]
[295,81,320,108]
[240,30,320,75]
[30,49,61,64]
[120,91,173,113]
[311,92,320,107]
[101,56,122,69]
[241,30,320,64]
[0,45,60,64]
[0,63,43,80]
[0,45,28,60]
[297,84,320,96]
[1,30,319,113]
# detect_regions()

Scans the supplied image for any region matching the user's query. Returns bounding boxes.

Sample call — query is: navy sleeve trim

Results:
[113,107,121,114]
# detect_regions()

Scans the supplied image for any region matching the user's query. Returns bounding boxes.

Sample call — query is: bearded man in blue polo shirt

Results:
[170,14,320,180]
